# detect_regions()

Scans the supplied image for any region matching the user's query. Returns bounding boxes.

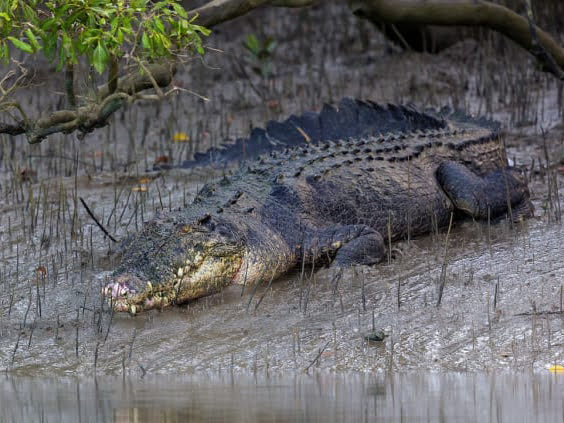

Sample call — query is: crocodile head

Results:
[103,214,245,314]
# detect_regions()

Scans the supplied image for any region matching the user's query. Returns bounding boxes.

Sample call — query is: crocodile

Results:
[103,98,533,314]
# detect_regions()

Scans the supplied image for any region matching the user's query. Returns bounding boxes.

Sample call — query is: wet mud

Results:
[0,2,564,378]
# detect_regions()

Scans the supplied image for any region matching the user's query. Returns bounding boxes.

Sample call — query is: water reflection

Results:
[1,372,564,422]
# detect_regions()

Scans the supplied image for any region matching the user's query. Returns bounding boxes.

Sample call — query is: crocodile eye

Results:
[193,214,215,231]
[197,214,212,225]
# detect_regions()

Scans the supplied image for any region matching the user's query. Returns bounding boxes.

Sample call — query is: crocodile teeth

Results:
[103,282,130,298]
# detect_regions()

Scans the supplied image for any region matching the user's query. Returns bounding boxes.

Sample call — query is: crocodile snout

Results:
[103,274,142,313]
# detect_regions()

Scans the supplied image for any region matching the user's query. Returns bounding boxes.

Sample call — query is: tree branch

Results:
[0,122,25,136]
[25,93,133,143]
[0,62,177,144]
[97,62,176,98]
[349,0,564,79]
[189,0,316,28]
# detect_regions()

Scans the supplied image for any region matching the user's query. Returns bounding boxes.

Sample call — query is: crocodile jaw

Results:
[102,274,150,314]
[103,252,244,314]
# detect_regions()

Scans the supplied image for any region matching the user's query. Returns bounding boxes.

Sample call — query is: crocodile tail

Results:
[175,98,449,169]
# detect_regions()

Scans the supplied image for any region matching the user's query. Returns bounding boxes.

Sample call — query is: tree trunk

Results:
[349,0,564,78]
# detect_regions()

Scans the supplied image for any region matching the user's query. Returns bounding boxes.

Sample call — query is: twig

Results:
[254,266,278,311]
[436,211,454,307]
[515,310,564,316]
[303,340,330,372]
[79,197,118,243]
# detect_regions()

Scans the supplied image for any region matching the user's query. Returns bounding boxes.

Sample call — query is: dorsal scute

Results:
[176,98,462,170]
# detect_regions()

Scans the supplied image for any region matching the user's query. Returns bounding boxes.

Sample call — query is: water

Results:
[2,372,564,423]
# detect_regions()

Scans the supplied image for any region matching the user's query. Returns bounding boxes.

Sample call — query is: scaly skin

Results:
[103,99,533,314]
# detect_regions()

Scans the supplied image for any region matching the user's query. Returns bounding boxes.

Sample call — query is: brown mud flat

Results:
[0,3,564,376]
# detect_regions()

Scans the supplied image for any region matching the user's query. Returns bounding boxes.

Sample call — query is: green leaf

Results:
[42,18,58,32]
[92,41,109,73]
[158,33,171,49]
[7,36,34,54]
[26,23,46,39]
[25,28,40,52]
[121,17,132,33]
[61,32,76,63]
[172,3,187,18]
[82,35,101,46]
[21,3,37,22]
[0,41,9,62]
[153,17,164,33]
[244,34,260,54]
[116,28,123,44]
[90,7,110,17]
[152,32,164,53]
[192,24,211,36]
[110,16,119,32]
[56,45,65,71]
[43,35,57,59]
[141,31,150,50]
[130,0,147,10]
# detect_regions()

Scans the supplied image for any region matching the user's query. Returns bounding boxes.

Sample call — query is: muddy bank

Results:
[0,2,563,376]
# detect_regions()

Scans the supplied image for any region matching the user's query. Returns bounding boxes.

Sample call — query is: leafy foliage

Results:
[242,33,277,79]
[0,0,210,73]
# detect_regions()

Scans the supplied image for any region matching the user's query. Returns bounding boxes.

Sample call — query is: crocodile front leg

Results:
[333,227,386,266]
[301,225,386,267]
[436,161,534,221]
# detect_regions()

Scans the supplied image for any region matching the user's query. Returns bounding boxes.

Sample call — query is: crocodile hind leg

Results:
[436,161,534,221]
